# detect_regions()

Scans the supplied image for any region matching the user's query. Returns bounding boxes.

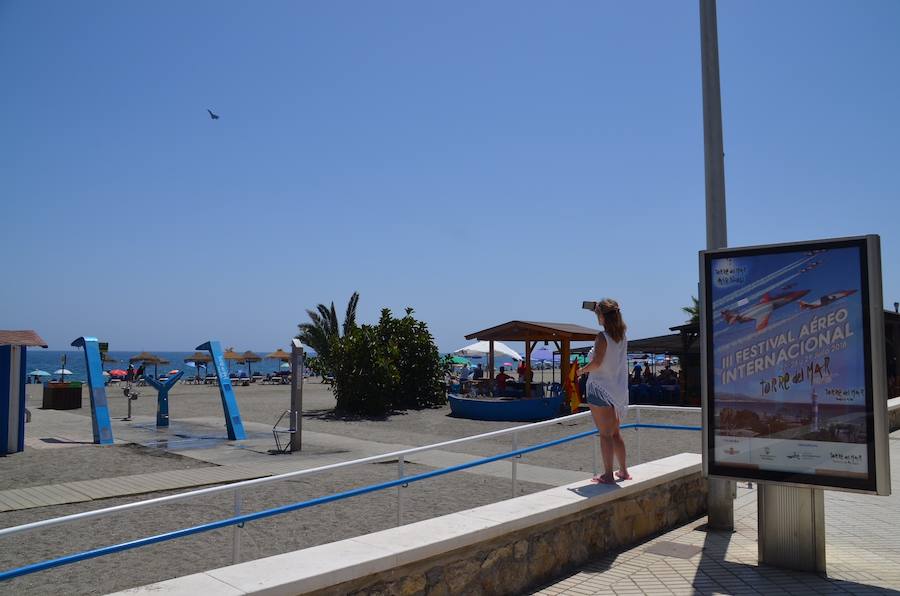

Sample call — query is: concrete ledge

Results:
[112,453,705,596]
[888,397,900,431]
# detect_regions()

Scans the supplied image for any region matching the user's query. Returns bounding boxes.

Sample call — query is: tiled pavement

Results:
[532,435,900,595]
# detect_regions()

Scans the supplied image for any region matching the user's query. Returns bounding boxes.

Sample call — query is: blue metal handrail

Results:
[0,422,700,582]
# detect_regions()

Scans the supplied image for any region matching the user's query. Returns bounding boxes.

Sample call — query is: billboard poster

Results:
[701,236,889,493]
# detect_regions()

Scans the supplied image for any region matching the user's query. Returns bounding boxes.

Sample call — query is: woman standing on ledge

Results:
[577,298,630,484]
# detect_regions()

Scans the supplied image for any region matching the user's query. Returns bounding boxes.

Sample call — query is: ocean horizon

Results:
[23,350,295,382]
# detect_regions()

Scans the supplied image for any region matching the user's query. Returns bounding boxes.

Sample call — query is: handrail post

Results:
[397,455,404,527]
[511,432,519,498]
[636,408,642,464]
[232,489,242,563]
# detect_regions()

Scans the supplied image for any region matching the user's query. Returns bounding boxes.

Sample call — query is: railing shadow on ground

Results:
[530,520,900,595]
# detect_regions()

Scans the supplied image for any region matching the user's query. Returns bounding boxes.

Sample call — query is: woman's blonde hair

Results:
[598,298,626,343]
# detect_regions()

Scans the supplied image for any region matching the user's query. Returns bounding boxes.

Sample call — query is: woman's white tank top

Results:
[586,331,629,406]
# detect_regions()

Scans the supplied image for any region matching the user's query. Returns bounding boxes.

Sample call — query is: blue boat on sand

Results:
[448,394,564,422]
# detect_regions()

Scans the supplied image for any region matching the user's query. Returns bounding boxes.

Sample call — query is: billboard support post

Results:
[699,0,735,531]
[759,484,825,572]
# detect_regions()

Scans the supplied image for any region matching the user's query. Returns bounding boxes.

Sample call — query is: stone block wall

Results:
[309,472,708,596]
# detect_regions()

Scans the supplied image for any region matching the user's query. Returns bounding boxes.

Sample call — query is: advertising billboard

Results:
[701,236,889,494]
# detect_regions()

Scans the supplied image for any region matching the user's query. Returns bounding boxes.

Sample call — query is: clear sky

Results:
[2,1,898,353]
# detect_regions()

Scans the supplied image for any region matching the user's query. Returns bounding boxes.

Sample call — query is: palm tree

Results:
[297,292,359,369]
[682,296,700,324]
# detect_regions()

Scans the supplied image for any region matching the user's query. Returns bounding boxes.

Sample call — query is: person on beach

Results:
[630,363,642,385]
[576,298,630,484]
[473,363,484,379]
[495,366,511,395]
[459,362,472,382]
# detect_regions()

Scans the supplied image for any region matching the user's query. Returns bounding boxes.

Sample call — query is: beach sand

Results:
[1,380,702,595]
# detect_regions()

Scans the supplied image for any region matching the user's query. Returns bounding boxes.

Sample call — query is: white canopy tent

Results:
[453,340,522,361]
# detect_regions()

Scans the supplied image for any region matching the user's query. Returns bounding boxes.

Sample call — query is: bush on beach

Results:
[330,308,448,415]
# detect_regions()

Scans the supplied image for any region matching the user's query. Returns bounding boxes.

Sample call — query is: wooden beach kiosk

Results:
[464,321,598,400]
[0,330,47,455]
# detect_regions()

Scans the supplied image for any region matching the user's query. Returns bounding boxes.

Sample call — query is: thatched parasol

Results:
[220,347,243,376]
[265,348,291,362]
[222,347,243,361]
[241,351,262,377]
[184,351,212,364]
[184,351,212,381]
[129,351,166,377]
[184,352,212,364]
[129,351,163,364]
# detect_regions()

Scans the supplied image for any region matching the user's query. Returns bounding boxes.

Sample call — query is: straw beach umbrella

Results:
[184,351,212,381]
[184,351,212,364]
[265,348,291,362]
[222,347,243,375]
[129,351,165,377]
[241,351,262,377]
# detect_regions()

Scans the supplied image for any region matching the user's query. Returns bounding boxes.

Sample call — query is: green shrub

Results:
[330,308,448,415]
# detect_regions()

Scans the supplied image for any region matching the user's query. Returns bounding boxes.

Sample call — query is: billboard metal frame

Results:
[700,235,889,495]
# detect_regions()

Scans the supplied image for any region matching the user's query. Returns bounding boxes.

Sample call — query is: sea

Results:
[24,350,290,382]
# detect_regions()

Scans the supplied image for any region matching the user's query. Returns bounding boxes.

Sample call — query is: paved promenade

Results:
[533,432,900,595]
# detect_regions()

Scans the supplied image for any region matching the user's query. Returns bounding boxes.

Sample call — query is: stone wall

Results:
[308,472,707,596]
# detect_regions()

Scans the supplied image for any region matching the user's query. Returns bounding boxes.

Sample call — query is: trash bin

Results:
[42,382,83,409]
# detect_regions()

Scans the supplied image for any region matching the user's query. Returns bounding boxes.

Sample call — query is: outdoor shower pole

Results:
[290,339,305,452]
[700,0,735,530]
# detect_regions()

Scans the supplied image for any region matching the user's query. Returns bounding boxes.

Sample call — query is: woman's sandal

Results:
[615,471,632,481]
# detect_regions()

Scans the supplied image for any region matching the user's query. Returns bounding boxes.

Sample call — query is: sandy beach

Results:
[0,380,703,595]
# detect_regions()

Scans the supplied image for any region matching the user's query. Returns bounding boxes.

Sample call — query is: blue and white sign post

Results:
[196,341,246,441]
[71,337,114,445]
[144,371,185,428]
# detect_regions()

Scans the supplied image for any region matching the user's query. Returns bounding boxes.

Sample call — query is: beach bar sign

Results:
[700,235,890,494]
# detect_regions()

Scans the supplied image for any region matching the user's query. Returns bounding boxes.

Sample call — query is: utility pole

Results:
[699,0,735,530]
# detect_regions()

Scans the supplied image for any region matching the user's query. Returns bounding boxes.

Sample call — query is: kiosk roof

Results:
[0,330,47,348]
[465,321,599,342]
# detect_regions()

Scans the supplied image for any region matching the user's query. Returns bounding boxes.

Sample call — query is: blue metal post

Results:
[196,341,246,440]
[71,337,114,445]
[143,372,185,427]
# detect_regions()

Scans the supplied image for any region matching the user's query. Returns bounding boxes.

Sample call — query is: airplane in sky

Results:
[721,290,810,331]
[800,260,822,273]
[799,290,857,310]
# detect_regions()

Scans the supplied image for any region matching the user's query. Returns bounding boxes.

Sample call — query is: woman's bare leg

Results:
[612,429,629,479]
[589,405,618,483]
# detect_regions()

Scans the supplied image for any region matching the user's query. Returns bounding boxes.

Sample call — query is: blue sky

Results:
[1,1,898,353]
